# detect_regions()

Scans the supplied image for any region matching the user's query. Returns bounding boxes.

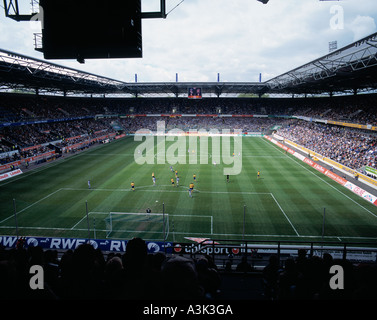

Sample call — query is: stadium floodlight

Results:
[329,41,338,53]
[257,0,269,4]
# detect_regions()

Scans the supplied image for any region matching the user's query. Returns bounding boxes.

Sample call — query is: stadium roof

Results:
[0,32,377,97]
[0,49,126,94]
[266,32,377,95]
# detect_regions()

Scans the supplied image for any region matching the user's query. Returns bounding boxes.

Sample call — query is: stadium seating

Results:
[1,93,376,178]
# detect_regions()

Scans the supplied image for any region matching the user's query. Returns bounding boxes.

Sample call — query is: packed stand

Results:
[118,116,290,134]
[277,121,377,171]
[0,238,222,300]
[2,92,377,172]
[0,238,376,300]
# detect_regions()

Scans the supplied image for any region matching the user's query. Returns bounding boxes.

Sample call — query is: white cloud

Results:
[348,15,376,41]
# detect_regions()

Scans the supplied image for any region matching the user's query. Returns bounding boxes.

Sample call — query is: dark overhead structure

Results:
[3,0,167,63]
[0,49,126,95]
[38,0,143,63]
[0,49,266,96]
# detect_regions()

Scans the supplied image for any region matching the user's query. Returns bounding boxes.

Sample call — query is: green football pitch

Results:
[1,136,377,244]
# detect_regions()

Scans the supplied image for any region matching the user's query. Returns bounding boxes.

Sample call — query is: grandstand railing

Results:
[3,234,376,270]
[176,238,377,267]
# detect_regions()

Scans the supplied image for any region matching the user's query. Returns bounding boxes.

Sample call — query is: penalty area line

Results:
[270,193,300,236]
[0,188,64,224]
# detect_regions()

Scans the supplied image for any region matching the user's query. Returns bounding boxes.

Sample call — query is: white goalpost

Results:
[105,212,169,240]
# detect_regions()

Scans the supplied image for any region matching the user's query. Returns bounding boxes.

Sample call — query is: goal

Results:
[105,212,169,240]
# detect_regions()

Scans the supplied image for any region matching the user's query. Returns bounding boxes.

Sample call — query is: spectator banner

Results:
[366,166,377,177]
[0,116,93,128]
[0,161,22,173]
[1,150,58,173]
[0,169,23,181]
[265,136,377,207]
[120,114,288,118]
[25,151,56,163]
[295,117,377,132]
[115,134,126,139]
[327,120,377,132]
[21,145,42,152]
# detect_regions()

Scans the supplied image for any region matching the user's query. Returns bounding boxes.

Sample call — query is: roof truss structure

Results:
[0,33,377,97]
[266,32,377,95]
[0,49,126,94]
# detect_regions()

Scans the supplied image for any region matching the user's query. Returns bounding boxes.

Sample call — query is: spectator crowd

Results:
[1,93,376,175]
[0,238,376,300]
[276,122,377,171]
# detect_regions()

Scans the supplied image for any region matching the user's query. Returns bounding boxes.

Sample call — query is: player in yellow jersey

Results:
[193,174,196,181]
[257,171,260,179]
[131,182,135,191]
[189,182,194,197]
[171,178,175,186]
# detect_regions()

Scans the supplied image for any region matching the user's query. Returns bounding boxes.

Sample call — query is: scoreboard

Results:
[188,87,202,99]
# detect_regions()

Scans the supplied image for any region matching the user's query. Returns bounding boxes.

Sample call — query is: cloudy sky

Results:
[0,0,377,83]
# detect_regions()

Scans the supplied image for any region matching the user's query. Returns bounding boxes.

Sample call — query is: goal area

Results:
[105,212,169,240]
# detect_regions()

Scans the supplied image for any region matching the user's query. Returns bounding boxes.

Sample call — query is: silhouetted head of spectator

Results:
[105,256,123,275]
[147,251,166,272]
[196,256,209,273]
[268,254,279,268]
[28,245,44,266]
[283,257,296,271]
[297,249,307,258]
[123,237,148,271]
[161,255,204,300]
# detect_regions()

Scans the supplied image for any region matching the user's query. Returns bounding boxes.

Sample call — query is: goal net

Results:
[105,212,169,240]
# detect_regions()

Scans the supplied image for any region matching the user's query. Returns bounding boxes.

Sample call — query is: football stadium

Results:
[0,0,377,302]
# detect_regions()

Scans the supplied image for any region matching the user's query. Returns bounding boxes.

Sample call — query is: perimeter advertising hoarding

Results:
[0,169,23,181]
[1,236,376,262]
[0,235,173,254]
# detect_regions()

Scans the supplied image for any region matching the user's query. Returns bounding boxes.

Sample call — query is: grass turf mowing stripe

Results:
[1,136,377,242]
[0,186,301,240]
